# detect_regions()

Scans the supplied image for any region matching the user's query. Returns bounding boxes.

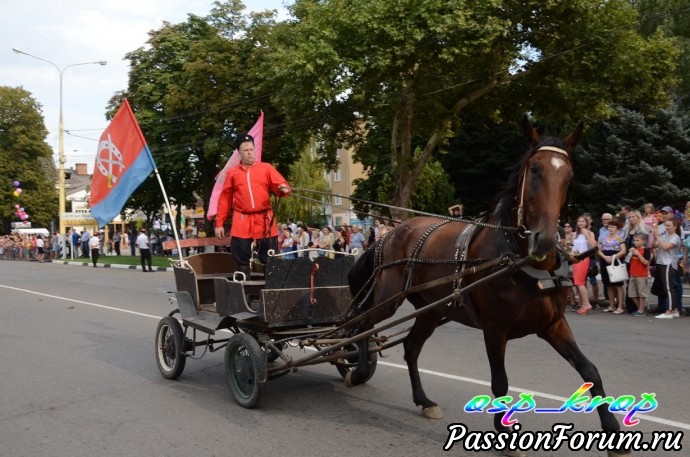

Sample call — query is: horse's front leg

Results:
[483,329,526,457]
[538,317,633,457]
[403,311,444,419]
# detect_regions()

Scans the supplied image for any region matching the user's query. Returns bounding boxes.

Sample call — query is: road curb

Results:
[52,260,172,272]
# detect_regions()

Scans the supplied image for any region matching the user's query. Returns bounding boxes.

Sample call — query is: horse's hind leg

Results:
[403,311,444,419]
[538,318,633,457]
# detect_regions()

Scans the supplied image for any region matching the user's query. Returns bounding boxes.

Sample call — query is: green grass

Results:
[70,255,176,268]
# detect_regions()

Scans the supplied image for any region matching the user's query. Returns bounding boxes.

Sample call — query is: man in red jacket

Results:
[214,133,290,274]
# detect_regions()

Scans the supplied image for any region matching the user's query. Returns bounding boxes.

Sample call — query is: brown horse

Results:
[347,117,632,456]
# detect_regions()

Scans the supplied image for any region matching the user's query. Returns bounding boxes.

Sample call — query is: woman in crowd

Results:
[654,217,683,319]
[571,215,597,315]
[598,218,628,314]
[625,210,649,250]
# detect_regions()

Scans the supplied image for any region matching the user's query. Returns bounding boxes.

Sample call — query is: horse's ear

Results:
[565,121,585,152]
[522,114,540,146]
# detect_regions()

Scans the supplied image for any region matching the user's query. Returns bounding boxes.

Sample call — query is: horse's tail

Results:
[348,243,378,315]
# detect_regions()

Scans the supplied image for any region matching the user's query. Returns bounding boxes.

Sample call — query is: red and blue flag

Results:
[89,99,156,227]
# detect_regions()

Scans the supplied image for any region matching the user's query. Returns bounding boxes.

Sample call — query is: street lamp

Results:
[12,48,107,257]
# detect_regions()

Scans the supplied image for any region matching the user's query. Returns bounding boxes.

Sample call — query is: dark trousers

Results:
[230,237,277,267]
[114,242,121,256]
[656,266,682,312]
[140,248,152,271]
[91,248,100,267]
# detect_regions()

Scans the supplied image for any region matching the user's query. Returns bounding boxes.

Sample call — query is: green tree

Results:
[109,2,293,232]
[636,0,690,108]
[279,141,331,225]
[570,104,690,217]
[440,115,526,216]
[262,0,679,219]
[0,86,57,232]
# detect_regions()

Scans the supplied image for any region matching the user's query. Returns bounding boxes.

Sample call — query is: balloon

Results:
[13,180,19,187]
[19,207,24,212]
[12,191,19,197]
[14,204,20,209]
[21,215,28,220]
[16,188,22,194]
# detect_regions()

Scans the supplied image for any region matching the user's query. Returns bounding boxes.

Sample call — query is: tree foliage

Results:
[278,140,331,225]
[569,104,690,218]
[260,0,679,219]
[108,1,295,231]
[0,86,57,233]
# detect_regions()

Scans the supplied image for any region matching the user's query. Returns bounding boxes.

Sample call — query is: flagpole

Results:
[153,168,184,263]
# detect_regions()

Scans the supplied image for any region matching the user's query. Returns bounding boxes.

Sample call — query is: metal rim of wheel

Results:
[225,333,267,408]
[155,316,186,379]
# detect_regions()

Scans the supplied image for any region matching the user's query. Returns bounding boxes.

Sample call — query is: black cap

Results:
[234,133,254,151]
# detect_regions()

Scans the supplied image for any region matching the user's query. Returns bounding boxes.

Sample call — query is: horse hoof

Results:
[344,371,354,388]
[607,451,633,457]
[421,405,444,419]
[503,450,527,457]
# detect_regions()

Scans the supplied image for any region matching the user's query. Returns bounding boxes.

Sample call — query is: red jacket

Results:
[215,162,289,239]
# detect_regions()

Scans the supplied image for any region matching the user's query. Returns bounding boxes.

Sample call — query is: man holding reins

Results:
[214,133,290,276]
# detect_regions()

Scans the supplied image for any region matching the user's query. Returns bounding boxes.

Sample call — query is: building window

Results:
[333,195,342,206]
[334,168,341,182]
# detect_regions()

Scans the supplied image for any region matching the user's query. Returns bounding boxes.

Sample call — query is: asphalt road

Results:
[1,260,688,457]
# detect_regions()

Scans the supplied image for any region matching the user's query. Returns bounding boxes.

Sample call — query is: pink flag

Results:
[206,112,264,220]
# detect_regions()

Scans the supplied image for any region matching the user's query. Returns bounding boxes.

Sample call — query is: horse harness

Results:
[381,217,573,305]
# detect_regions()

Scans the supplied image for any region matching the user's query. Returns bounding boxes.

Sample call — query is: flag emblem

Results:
[96,132,125,187]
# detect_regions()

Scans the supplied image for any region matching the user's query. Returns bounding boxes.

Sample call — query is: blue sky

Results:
[2,0,289,172]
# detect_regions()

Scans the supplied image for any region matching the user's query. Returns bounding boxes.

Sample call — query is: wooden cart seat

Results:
[174,252,265,311]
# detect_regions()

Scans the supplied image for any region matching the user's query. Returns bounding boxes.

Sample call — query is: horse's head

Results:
[518,116,583,261]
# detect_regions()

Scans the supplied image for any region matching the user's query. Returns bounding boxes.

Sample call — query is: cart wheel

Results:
[155,316,187,379]
[225,333,267,408]
[336,342,378,383]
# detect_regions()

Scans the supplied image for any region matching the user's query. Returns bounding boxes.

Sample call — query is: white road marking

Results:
[3,283,689,431]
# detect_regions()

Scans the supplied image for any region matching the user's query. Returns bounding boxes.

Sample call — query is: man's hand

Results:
[278,185,290,196]
[214,227,225,238]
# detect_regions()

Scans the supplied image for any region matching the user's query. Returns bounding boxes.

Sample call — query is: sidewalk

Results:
[52,251,173,272]
[52,259,172,272]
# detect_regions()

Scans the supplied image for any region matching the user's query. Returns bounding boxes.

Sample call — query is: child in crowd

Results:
[627,233,651,316]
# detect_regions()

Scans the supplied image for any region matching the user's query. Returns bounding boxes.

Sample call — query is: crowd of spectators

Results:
[561,202,690,318]
[276,218,396,259]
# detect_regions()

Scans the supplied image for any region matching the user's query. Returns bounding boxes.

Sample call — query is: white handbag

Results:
[606,258,629,283]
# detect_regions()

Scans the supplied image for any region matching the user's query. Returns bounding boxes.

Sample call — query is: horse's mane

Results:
[488,135,570,227]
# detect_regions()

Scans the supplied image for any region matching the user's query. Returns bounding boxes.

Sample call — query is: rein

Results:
[290,188,518,232]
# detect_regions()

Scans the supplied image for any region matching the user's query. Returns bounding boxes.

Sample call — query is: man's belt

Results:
[238,209,269,215]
